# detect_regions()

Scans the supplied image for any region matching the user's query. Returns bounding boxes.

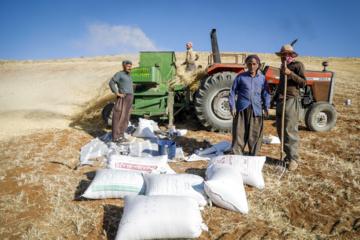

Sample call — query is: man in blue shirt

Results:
[229,55,270,156]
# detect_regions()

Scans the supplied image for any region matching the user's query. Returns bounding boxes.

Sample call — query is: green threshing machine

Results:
[102,51,192,127]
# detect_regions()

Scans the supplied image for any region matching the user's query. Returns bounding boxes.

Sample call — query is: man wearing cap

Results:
[182,42,199,72]
[109,60,134,143]
[229,55,270,156]
[270,45,307,171]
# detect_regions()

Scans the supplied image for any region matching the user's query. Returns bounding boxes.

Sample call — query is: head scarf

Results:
[281,53,294,68]
[186,42,193,47]
[285,56,294,64]
[245,54,261,70]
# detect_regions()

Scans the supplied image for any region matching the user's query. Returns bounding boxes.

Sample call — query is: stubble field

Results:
[0,52,359,239]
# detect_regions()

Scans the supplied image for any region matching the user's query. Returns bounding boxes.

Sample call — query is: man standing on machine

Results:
[109,60,134,144]
[271,44,307,171]
[182,42,199,72]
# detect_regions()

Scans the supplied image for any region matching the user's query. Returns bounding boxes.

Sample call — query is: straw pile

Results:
[171,64,208,99]
[71,79,115,130]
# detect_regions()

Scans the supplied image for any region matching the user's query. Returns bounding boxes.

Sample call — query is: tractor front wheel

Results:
[194,71,237,132]
[305,102,337,132]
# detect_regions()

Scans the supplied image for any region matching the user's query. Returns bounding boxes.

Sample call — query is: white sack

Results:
[205,164,248,213]
[186,154,213,162]
[115,195,208,240]
[263,134,280,144]
[176,129,188,136]
[208,155,266,189]
[132,118,156,138]
[79,138,109,166]
[143,173,207,207]
[82,169,145,199]
[195,141,232,155]
[107,154,176,174]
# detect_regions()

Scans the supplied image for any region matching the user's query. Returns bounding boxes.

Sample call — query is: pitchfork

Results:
[274,61,288,179]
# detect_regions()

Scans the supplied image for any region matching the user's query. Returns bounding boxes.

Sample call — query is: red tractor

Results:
[194,29,337,132]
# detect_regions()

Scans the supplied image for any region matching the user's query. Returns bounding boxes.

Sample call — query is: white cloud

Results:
[79,24,158,55]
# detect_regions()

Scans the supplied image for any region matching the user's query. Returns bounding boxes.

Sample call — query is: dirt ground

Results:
[0,53,359,239]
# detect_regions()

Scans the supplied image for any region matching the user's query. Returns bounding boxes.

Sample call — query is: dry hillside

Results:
[0,52,359,239]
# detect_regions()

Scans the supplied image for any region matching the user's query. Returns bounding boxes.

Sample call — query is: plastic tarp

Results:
[79,132,186,167]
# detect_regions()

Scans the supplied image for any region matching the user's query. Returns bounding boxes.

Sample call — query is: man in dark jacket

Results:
[109,60,134,143]
[271,45,307,171]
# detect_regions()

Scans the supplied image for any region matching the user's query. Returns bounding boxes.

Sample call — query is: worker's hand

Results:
[264,111,269,119]
[117,93,126,98]
[231,110,237,118]
[282,67,292,76]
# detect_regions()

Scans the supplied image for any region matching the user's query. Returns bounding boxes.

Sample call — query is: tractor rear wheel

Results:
[102,102,115,126]
[305,102,337,132]
[194,71,237,132]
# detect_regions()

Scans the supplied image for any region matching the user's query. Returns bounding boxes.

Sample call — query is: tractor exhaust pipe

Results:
[210,29,221,63]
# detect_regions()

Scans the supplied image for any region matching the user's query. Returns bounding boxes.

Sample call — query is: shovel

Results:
[274,61,287,179]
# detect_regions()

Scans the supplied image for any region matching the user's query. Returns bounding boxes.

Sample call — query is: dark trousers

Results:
[276,98,301,161]
[232,105,264,156]
[112,94,134,142]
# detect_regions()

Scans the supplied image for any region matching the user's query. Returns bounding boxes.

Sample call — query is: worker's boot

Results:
[288,160,298,171]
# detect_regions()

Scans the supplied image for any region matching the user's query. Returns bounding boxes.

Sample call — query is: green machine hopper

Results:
[102,51,190,126]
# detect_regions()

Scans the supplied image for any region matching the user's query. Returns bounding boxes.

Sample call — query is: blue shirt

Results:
[228,71,270,117]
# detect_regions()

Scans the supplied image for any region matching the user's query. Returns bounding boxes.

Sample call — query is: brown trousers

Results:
[112,94,134,142]
[275,98,301,161]
[232,105,264,156]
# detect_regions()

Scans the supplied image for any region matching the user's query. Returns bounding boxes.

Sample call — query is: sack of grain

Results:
[205,164,248,213]
[132,118,156,138]
[115,195,208,240]
[143,173,207,207]
[82,169,145,199]
[208,155,266,189]
[107,154,176,174]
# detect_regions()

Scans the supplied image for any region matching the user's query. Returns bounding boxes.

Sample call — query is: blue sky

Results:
[1,0,359,60]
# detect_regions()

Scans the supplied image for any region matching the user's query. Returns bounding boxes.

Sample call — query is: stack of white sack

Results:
[82,154,176,200]
[115,195,208,240]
